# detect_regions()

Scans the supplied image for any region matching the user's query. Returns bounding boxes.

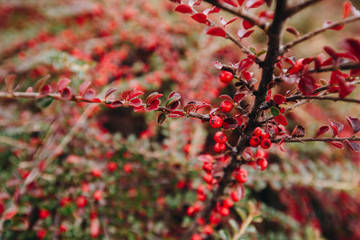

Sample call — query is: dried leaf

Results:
[286,27,299,37]
[5,74,16,92]
[346,140,360,152]
[157,112,166,125]
[346,116,360,133]
[35,74,51,92]
[291,125,305,137]
[329,120,344,137]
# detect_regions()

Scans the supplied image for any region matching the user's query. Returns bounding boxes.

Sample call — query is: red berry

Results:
[191,233,202,240]
[214,142,226,152]
[223,198,234,208]
[230,191,239,202]
[76,196,87,208]
[60,223,67,232]
[123,163,132,173]
[257,158,268,171]
[260,138,272,149]
[60,197,71,207]
[107,161,117,172]
[214,131,227,144]
[187,206,195,216]
[220,101,233,113]
[210,213,221,224]
[249,136,260,147]
[203,225,213,235]
[37,229,47,240]
[261,132,270,139]
[93,190,103,201]
[219,70,233,83]
[209,116,223,128]
[234,168,248,183]
[255,149,266,159]
[253,127,263,137]
[219,207,230,216]
[39,209,50,219]
[202,162,213,173]
[197,185,205,195]
[91,168,102,177]
[197,193,206,201]
[203,173,213,184]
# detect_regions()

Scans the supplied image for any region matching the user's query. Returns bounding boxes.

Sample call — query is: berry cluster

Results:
[249,127,272,149]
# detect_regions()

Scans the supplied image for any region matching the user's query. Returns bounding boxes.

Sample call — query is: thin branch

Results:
[286,95,360,104]
[309,62,360,73]
[203,0,269,31]
[286,0,322,17]
[282,15,360,53]
[273,136,360,143]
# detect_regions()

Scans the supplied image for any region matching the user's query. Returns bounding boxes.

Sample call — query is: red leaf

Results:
[79,81,91,96]
[128,89,144,100]
[291,125,305,137]
[265,0,273,7]
[274,114,288,126]
[146,92,163,105]
[273,94,286,105]
[204,6,220,15]
[157,112,166,125]
[57,78,71,92]
[324,21,344,31]
[92,98,101,103]
[223,117,238,129]
[346,116,360,133]
[238,58,254,72]
[146,98,161,111]
[324,46,339,60]
[328,141,344,149]
[90,218,100,238]
[198,154,213,163]
[234,93,245,103]
[314,126,329,138]
[4,207,18,220]
[242,19,253,30]
[105,87,117,99]
[346,140,360,152]
[237,0,245,6]
[111,100,123,108]
[343,1,353,18]
[298,75,316,95]
[224,17,238,27]
[246,0,265,8]
[168,110,185,118]
[223,0,238,7]
[191,13,207,24]
[129,98,142,107]
[339,38,360,61]
[174,4,193,14]
[286,27,299,37]
[40,84,52,95]
[83,89,96,101]
[237,29,254,39]
[61,87,72,100]
[219,94,234,103]
[329,120,344,137]
[206,27,226,37]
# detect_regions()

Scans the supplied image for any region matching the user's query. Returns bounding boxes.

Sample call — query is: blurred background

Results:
[0,0,360,239]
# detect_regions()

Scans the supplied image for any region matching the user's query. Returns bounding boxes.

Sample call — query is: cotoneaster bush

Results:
[0,0,360,239]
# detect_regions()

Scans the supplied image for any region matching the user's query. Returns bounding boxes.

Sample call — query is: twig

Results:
[282,15,360,53]
[285,0,322,17]
[273,136,360,143]
[286,95,360,104]
[308,62,360,73]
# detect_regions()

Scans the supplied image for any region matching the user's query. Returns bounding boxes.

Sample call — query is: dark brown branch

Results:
[286,0,322,17]
[286,95,360,104]
[282,15,360,53]
[203,0,268,31]
[273,136,360,143]
[308,62,360,73]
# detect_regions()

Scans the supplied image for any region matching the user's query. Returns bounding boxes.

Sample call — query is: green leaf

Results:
[270,107,280,116]
[36,96,54,109]
[249,47,256,54]
[256,49,267,56]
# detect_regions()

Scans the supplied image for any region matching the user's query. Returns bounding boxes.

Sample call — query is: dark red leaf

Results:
[183,102,197,113]
[222,117,238,129]
[234,93,245,104]
[273,94,286,105]
[314,126,329,138]
[274,114,288,126]
[265,0,273,7]
[35,74,50,92]
[346,140,360,152]
[168,100,181,110]
[129,98,142,107]
[146,98,161,111]
[174,4,193,14]
[329,120,344,137]
[206,27,226,38]
[298,75,316,95]
[83,89,96,101]
[291,125,305,137]
[219,94,234,103]
[166,93,181,107]
[191,13,207,24]
[324,46,339,60]
[133,105,145,112]
[111,100,123,108]
[128,89,144,100]
[40,84,52,95]
[61,87,72,100]
[168,110,185,118]
[105,87,117,99]
[328,141,344,149]
[57,77,71,92]
[79,81,91,96]
[339,38,360,61]
[346,116,360,133]
[286,27,299,36]
[157,112,166,125]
